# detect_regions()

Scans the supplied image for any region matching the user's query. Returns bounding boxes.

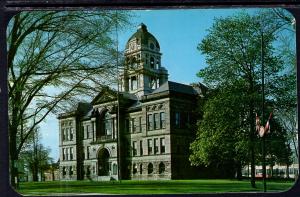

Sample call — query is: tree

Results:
[7,11,131,187]
[19,128,53,182]
[190,10,294,187]
[269,9,297,163]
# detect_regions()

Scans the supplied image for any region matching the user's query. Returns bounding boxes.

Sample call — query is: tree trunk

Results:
[32,160,39,181]
[236,162,242,180]
[9,127,18,188]
[52,169,55,181]
[286,164,290,179]
[270,165,273,178]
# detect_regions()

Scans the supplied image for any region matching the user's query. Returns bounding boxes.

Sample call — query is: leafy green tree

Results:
[190,10,294,187]
[7,11,131,187]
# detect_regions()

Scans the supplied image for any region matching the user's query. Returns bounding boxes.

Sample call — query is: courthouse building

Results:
[58,24,205,180]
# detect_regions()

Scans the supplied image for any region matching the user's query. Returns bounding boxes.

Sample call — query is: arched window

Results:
[159,162,165,174]
[133,164,137,174]
[148,163,153,174]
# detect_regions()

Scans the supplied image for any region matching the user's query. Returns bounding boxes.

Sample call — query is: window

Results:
[132,57,137,68]
[92,166,95,174]
[70,128,74,141]
[62,148,66,160]
[150,77,157,89]
[154,138,159,154]
[66,148,69,160]
[139,117,142,132]
[160,112,166,129]
[159,162,165,174]
[150,43,154,50]
[133,164,137,174]
[132,118,136,133]
[105,119,112,136]
[62,129,66,141]
[160,138,165,154]
[70,147,73,160]
[156,60,160,69]
[150,57,154,68]
[66,128,70,141]
[154,113,159,129]
[113,164,118,175]
[133,141,137,156]
[69,166,73,175]
[104,112,112,136]
[87,146,90,159]
[175,112,180,128]
[148,139,153,155]
[140,164,143,174]
[86,166,91,176]
[140,140,143,156]
[147,114,153,130]
[62,167,66,176]
[131,76,137,90]
[86,125,91,139]
[148,163,153,174]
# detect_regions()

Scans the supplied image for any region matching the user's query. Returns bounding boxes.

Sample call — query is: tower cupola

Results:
[120,23,168,97]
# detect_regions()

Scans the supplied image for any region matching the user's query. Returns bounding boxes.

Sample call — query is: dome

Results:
[125,23,160,50]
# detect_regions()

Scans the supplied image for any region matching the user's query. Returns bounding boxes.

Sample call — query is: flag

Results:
[264,112,272,134]
[255,113,260,132]
[259,126,265,137]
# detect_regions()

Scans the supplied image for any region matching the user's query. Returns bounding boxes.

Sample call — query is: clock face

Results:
[150,43,154,49]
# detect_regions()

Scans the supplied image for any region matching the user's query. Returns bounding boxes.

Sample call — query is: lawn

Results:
[16,179,295,196]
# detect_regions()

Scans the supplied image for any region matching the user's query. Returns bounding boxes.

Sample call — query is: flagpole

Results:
[261,28,267,193]
[115,10,122,181]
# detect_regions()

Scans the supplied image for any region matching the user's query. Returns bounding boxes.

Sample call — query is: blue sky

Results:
[40,8,270,161]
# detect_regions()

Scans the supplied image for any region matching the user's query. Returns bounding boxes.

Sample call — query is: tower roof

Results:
[125,23,160,49]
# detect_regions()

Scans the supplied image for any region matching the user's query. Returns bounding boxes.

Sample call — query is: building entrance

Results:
[97,148,110,176]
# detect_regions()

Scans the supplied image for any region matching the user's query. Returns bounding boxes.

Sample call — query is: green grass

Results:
[16,179,295,196]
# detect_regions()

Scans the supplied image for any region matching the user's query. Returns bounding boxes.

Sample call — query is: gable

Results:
[91,87,117,105]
